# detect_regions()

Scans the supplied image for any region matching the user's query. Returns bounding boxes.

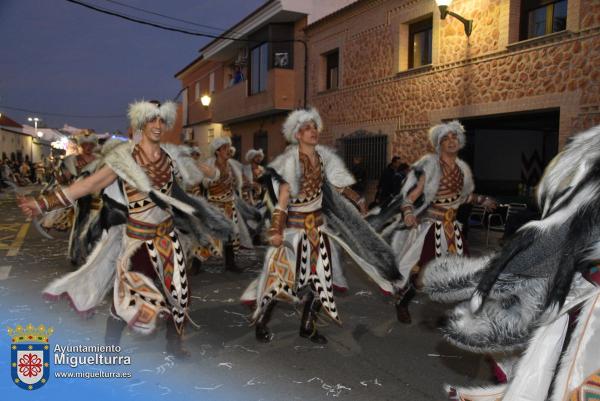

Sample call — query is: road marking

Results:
[0,223,23,250]
[6,223,30,256]
[0,265,12,280]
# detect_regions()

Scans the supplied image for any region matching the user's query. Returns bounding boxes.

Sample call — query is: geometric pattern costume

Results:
[42,140,233,336]
[242,144,402,330]
[367,120,491,324]
[390,152,477,285]
[190,155,255,264]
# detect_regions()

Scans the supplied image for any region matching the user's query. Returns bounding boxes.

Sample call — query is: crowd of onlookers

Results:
[0,156,54,190]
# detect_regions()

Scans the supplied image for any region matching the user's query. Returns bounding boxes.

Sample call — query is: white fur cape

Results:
[401,153,474,217]
[242,163,264,183]
[268,145,355,197]
[101,140,204,190]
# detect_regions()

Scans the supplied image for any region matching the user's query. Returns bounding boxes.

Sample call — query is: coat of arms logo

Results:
[8,323,53,390]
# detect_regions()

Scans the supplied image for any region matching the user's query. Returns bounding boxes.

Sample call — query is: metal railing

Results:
[338,131,387,180]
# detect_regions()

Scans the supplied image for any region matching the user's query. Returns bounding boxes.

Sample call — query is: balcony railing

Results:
[212,68,297,123]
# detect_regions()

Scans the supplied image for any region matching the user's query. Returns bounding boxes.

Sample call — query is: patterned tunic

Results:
[206,161,241,250]
[114,145,189,334]
[421,159,466,258]
[392,157,474,284]
[253,151,341,323]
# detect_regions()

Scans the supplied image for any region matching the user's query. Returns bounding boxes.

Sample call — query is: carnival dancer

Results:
[242,148,266,206]
[195,136,257,272]
[40,129,101,235]
[243,108,402,344]
[420,125,600,400]
[369,121,496,324]
[18,100,233,358]
[242,148,268,244]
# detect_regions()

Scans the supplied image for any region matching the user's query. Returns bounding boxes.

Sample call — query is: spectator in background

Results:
[350,156,367,196]
[374,156,406,207]
[19,161,31,185]
[233,67,245,84]
[35,161,46,184]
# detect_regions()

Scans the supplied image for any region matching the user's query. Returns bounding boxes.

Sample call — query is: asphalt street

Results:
[0,187,498,401]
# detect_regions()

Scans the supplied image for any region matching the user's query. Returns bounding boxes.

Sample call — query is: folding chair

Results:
[486,203,528,246]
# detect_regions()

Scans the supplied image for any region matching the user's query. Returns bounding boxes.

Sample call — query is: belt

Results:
[126,216,174,240]
[426,206,458,222]
[287,210,323,229]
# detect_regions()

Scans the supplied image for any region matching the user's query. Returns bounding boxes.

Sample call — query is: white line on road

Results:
[0,265,12,280]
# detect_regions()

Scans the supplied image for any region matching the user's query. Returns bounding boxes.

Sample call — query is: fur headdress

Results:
[282,108,323,144]
[429,120,466,153]
[74,129,98,145]
[127,100,177,132]
[245,148,264,163]
[209,136,232,155]
[229,146,236,157]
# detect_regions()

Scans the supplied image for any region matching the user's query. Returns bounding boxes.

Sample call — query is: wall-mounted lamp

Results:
[435,0,473,37]
[200,94,212,108]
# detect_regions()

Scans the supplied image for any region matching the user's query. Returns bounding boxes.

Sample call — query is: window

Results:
[409,18,432,69]
[522,0,567,39]
[207,128,215,144]
[250,43,268,95]
[195,81,201,101]
[209,72,215,93]
[326,50,339,90]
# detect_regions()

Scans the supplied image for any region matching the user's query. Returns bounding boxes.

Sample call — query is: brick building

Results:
[306,0,600,196]
[175,0,355,161]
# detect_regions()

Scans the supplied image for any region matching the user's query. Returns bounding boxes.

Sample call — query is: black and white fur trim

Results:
[268,145,355,197]
[127,100,177,132]
[536,125,600,218]
[422,255,492,303]
[282,108,323,144]
[442,275,549,353]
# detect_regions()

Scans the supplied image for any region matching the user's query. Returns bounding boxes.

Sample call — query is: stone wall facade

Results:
[306,0,600,164]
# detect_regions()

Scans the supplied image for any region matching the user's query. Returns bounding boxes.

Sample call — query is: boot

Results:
[165,322,191,359]
[104,314,126,346]
[299,294,327,344]
[255,301,276,343]
[224,244,243,273]
[190,257,202,276]
[395,286,416,324]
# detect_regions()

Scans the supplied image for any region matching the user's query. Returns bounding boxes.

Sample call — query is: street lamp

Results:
[200,94,212,108]
[27,116,41,162]
[435,0,473,37]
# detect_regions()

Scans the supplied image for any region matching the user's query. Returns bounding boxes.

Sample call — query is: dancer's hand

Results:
[269,234,283,247]
[404,213,417,228]
[17,196,40,219]
[482,197,498,210]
